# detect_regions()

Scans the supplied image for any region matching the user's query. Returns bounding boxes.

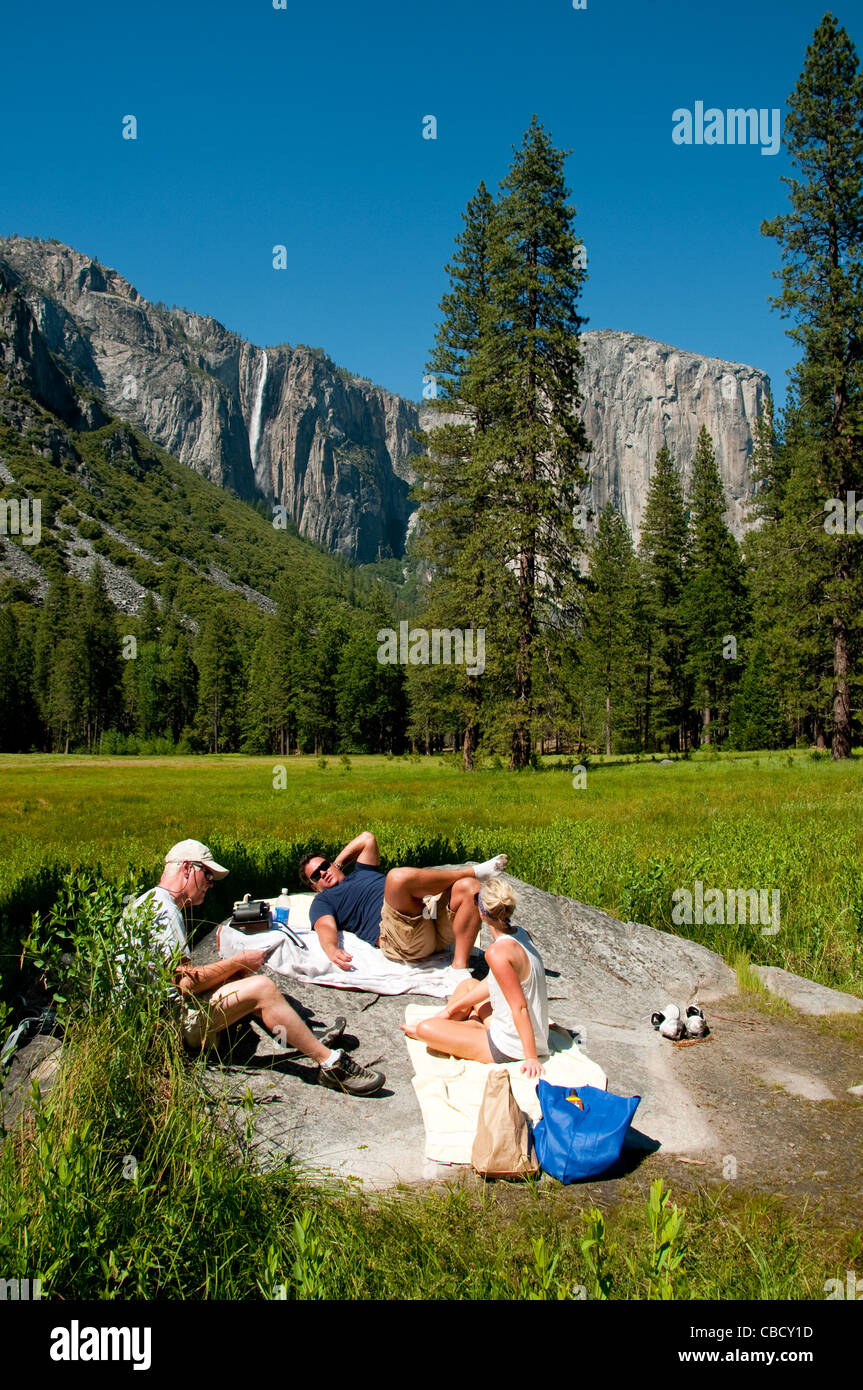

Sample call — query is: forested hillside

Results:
[0,368,409,755]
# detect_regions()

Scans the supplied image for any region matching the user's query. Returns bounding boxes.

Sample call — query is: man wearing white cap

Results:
[127,839,385,1096]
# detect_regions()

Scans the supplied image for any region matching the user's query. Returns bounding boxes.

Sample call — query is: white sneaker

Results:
[685,1006,707,1037]
[422,894,439,921]
[659,1015,686,1040]
[651,1006,686,1040]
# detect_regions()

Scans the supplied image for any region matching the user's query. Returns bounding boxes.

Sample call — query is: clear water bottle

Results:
[271,888,291,928]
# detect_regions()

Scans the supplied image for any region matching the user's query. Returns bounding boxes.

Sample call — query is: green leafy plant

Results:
[516,1235,571,1300]
[291,1209,331,1299]
[0,998,14,1080]
[581,1206,614,1299]
[642,1179,687,1300]
[22,870,172,1023]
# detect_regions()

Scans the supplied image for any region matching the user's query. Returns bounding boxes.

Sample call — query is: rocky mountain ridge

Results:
[0,235,770,559]
[0,260,356,624]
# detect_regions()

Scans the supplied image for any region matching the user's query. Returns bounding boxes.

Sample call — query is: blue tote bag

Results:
[533,1082,641,1183]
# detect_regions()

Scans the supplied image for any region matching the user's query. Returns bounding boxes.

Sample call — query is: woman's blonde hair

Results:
[479,876,517,932]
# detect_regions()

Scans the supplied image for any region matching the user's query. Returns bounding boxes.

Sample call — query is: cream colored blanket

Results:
[404,1003,608,1165]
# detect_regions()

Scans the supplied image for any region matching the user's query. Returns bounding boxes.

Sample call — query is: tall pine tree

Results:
[415,180,502,767]
[638,446,690,751]
[581,504,642,754]
[681,427,748,745]
[80,563,121,750]
[760,13,863,758]
[194,613,243,753]
[34,574,84,752]
[479,117,591,767]
[745,405,829,743]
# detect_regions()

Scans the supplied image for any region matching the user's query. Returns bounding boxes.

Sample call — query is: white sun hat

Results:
[164,839,229,879]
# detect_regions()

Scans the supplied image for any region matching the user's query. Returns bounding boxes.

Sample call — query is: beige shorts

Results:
[177,991,215,1050]
[378,890,455,964]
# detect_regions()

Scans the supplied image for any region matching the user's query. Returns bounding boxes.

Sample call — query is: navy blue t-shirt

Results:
[308,862,386,946]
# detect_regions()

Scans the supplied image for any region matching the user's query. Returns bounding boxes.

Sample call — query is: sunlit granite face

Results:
[0,238,769,564]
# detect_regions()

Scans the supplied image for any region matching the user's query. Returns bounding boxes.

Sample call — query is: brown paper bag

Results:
[471,1068,539,1178]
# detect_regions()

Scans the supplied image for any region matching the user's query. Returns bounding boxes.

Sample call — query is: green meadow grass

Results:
[1,985,856,1302]
[1,749,861,998]
[1,753,861,1302]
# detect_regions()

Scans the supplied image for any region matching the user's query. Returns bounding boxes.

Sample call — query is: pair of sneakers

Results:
[651,1005,707,1040]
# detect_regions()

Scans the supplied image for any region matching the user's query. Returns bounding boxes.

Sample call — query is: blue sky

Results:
[2,1,859,404]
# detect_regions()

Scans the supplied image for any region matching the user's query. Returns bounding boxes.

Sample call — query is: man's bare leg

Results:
[384,854,507,915]
[385,856,507,970]
[384,865,475,912]
[447,877,486,969]
[385,868,482,968]
[204,974,329,1062]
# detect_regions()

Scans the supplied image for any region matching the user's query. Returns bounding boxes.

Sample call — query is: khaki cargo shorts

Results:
[378,890,455,964]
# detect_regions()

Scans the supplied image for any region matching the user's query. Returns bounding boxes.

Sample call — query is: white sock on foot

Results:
[444,965,472,985]
[473,854,508,881]
[320,1048,343,1069]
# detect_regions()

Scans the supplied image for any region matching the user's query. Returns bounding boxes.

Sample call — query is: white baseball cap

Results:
[164,839,229,879]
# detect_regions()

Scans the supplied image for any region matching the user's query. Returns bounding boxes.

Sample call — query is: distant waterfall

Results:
[249,349,268,469]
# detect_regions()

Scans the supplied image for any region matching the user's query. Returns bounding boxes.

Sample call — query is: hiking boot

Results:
[316,1052,385,1096]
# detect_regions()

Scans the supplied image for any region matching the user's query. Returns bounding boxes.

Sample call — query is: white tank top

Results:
[486,925,549,1060]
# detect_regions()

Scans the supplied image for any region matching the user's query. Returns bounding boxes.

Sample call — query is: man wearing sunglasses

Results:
[126,838,384,1095]
[300,830,507,985]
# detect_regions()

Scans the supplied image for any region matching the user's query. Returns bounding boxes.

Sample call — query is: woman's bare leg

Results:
[402,1014,496,1062]
[447,977,492,1023]
[448,978,475,1008]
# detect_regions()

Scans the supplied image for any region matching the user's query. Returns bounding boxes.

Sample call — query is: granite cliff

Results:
[0,236,770,558]
[575,330,768,539]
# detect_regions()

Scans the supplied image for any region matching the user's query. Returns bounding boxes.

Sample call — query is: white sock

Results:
[320,1048,342,1069]
[473,854,508,881]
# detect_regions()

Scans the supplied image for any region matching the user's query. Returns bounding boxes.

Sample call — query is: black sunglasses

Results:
[308,859,331,884]
[193,862,214,885]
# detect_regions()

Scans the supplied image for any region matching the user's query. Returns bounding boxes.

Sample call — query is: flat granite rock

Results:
[1,1034,62,1131]
[753,965,863,1015]
[192,874,739,1185]
[4,875,861,1194]
[758,1067,836,1101]
[509,877,738,1161]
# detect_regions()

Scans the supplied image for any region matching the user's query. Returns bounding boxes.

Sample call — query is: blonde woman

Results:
[401,878,549,1078]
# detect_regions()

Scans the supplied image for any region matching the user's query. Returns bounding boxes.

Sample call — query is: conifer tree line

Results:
[0,16,859,762]
[0,567,410,756]
[408,423,758,761]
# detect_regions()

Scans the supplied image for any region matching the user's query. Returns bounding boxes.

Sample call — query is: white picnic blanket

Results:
[217,893,456,997]
[404,1003,608,1165]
